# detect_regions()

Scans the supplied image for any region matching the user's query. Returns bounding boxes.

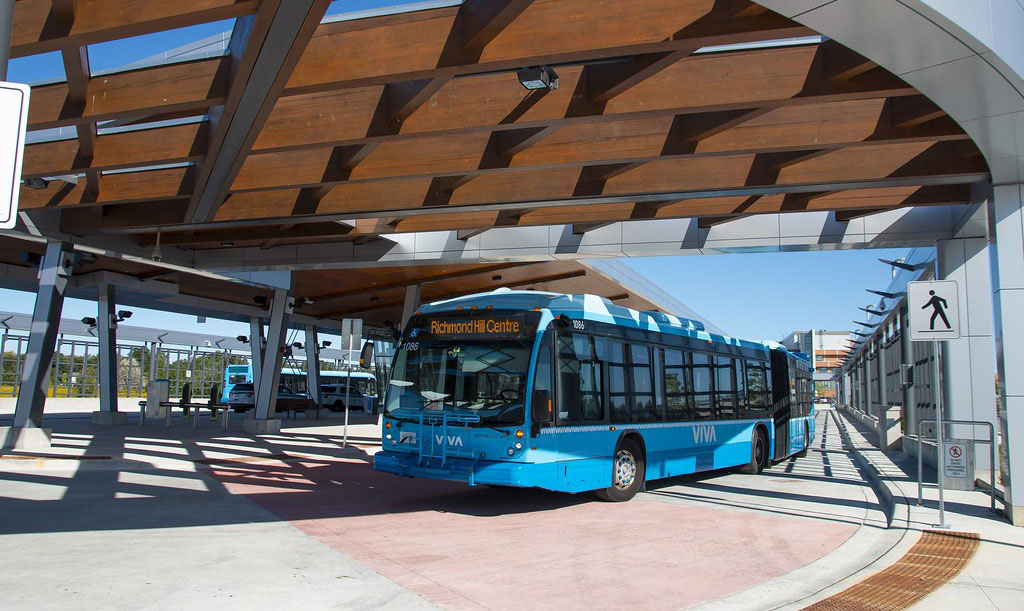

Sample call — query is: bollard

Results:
[139,402,146,426]
[181,383,192,418]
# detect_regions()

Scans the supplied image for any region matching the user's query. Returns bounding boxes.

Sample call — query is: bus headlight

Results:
[507,447,515,456]
[515,442,522,450]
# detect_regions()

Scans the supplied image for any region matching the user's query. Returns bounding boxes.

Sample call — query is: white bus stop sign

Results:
[908,280,960,341]
[0,81,31,230]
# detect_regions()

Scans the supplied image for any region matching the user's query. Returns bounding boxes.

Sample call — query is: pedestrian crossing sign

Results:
[908,280,960,341]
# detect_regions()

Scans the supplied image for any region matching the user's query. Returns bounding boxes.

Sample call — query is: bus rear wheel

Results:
[739,428,767,475]
[796,423,810,458]
[596,438,645,502]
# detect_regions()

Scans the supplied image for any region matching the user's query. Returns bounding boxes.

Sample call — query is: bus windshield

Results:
[386,340,532,425]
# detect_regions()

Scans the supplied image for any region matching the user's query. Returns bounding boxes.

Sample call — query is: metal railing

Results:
[917,418,998,514]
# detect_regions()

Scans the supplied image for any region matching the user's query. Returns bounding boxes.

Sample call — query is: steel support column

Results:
[96,285,118,413]
[252,287,292,422]
[400,284,421,329]
[8,242,73,435]
[249,316,264,390]
[304,324,320,407]
[988,182,1024,525]
[0,0,13,80]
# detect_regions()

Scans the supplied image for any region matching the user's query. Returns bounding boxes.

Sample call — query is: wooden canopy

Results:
[0,234,669,325]
[12,0,986,254]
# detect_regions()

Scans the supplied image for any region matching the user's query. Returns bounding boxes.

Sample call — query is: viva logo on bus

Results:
[692,424,717,444]
[435,434,464,447]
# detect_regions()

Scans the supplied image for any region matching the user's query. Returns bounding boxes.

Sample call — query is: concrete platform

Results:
[0,426,52,450]
[0,408,1019,609]
[91,410,129,425]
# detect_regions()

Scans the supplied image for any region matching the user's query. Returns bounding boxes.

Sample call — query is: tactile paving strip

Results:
[804,530,979,610]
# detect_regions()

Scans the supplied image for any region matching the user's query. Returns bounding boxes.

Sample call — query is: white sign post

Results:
[908,280,960,529]
[341,318,363,448]
[1,81,31,230]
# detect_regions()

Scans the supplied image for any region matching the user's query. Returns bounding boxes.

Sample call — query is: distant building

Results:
[779,330,849,400]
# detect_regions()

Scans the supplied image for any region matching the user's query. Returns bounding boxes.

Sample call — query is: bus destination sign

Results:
[414,314,533,340]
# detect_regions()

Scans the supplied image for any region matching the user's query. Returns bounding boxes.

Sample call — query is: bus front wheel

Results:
[596,438,645,502]
[739,428,767,475]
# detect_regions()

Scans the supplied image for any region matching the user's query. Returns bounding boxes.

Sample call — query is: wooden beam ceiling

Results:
[10,0,986,251]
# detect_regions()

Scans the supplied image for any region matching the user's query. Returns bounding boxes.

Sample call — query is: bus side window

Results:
[609,340,629,423]
[735,359,747,419]
[557,333,604,422]
[629,344,656,422]
[663,348,691,421]
[715,356,736,419]
[745,362,770,419]
[692,352,713,420]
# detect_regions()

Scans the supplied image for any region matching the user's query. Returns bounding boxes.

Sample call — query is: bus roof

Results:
[420,288,785,355]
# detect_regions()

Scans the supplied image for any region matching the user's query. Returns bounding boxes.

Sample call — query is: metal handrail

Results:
[917,418,998,513]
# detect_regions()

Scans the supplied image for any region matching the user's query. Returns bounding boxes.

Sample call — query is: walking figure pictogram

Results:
[922,290,951,330]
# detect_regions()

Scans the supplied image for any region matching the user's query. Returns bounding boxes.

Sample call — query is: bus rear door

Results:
[769,350,791,461]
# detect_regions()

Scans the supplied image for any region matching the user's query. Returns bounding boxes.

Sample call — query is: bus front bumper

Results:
[374,450,546,488]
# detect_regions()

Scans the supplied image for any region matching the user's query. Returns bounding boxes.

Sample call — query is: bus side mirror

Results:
[531,389,552,424]
[359,341,374,368]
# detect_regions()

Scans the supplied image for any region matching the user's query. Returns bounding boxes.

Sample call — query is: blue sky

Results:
[2,2,917,344]
[627,248,915,341]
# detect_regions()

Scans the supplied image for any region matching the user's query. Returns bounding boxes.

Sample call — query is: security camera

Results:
[117,310,132,319]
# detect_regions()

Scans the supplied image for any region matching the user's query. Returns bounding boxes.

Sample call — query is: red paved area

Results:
[211,456,857,610]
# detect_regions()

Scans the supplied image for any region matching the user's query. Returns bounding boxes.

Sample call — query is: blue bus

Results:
[374,289,814,501]
[221,364,377,401]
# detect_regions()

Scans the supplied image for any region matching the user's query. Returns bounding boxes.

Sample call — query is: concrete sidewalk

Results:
[826,407,1024,610]
[0,407,1021,609]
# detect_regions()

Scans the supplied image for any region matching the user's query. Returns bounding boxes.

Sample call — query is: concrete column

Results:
[936,238,997,479]
[92,285,126,425]
[3,242,73,449]
[875,338,887,444]
[900,307,916,437]
[988,182,1024,524]
[249,316,264,389]
[304,324,321,406]
[864,349,873,420]
[400,284,421,329]
[246,288,292,434]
